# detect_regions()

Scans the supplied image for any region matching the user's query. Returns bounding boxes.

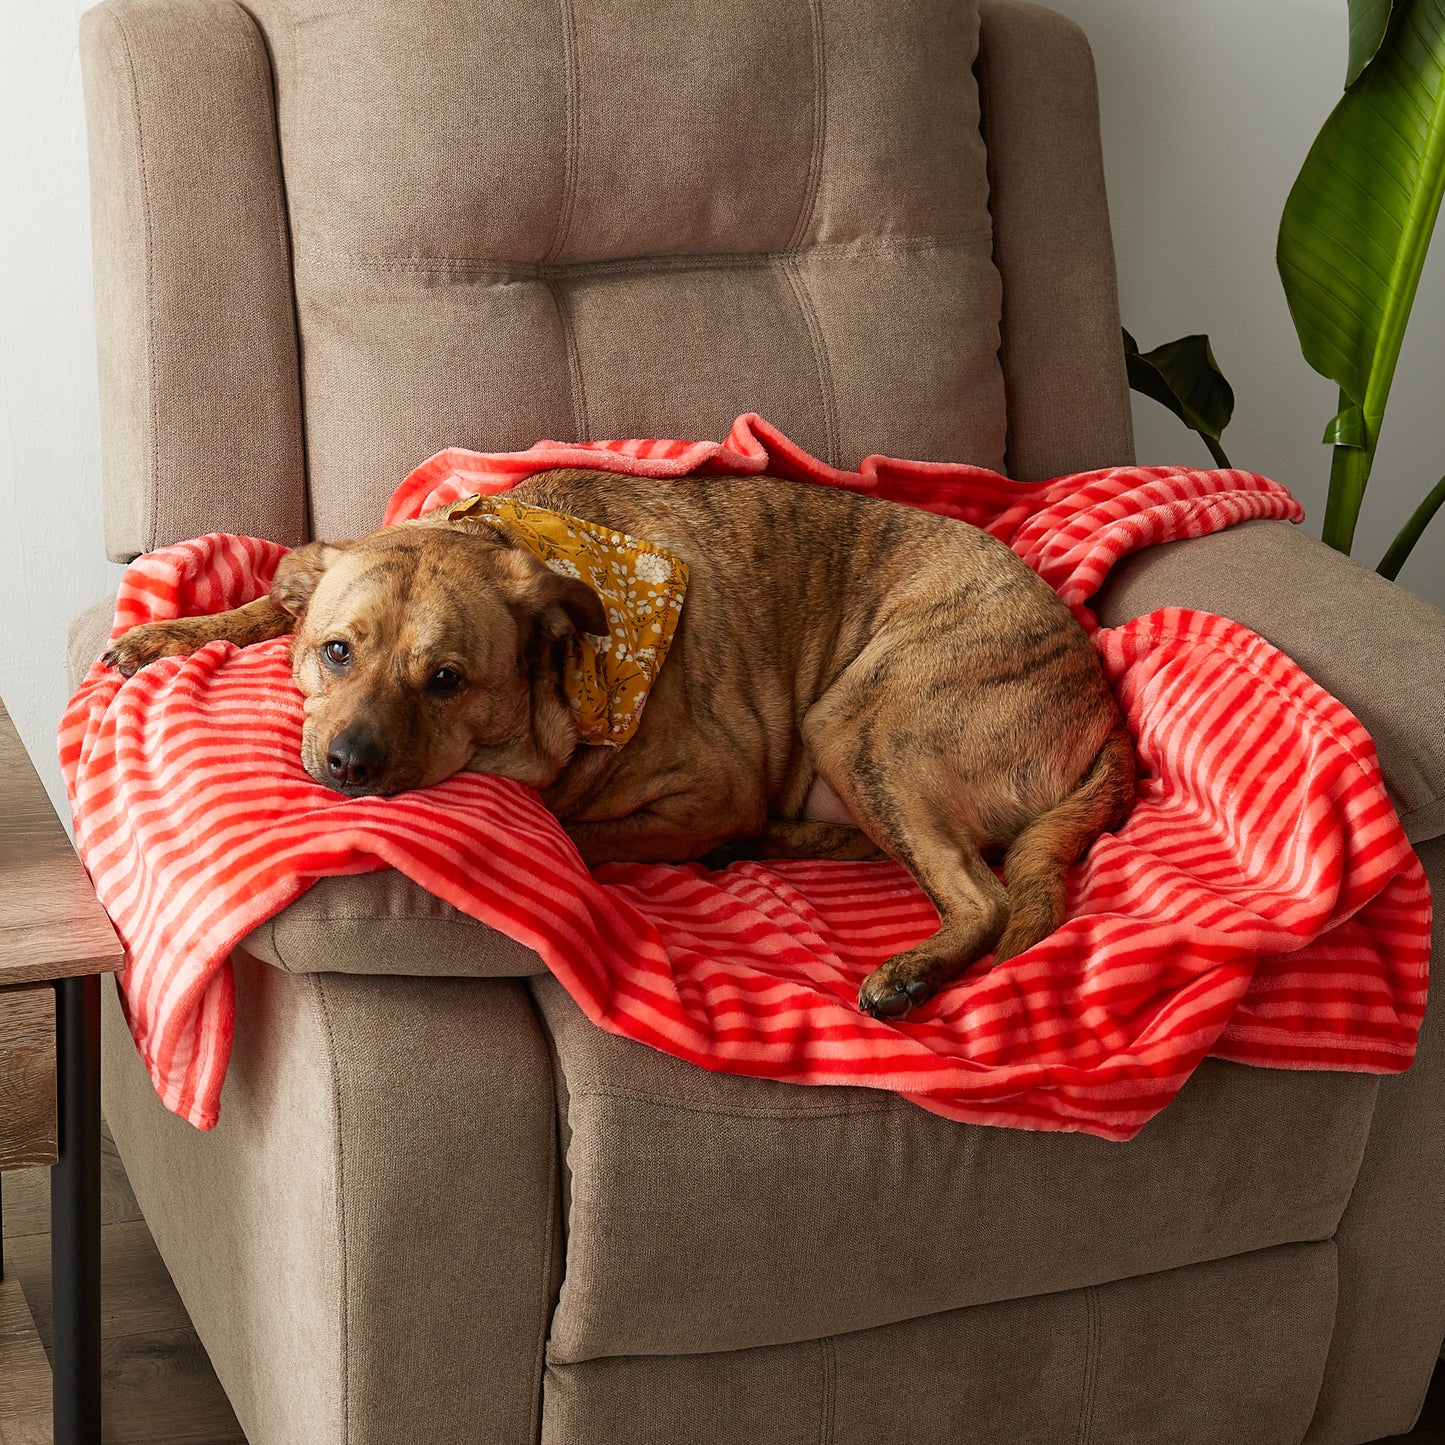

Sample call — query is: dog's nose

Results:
[326,727,387,789]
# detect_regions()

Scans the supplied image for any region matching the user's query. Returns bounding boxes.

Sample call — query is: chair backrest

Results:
[81,0,1132,559]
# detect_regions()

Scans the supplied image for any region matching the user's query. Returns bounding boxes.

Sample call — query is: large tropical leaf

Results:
[1279,0,1445,430]
[1278,0,1445,549]
[1348,0,1399,85]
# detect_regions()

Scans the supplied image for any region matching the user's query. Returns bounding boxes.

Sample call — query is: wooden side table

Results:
[0,694,123,1444]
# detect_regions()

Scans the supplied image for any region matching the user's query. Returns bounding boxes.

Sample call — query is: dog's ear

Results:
[494,549,608,641]
[270,542,345,619]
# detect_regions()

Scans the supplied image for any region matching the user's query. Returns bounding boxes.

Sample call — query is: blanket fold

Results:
[60,414,1430,1139]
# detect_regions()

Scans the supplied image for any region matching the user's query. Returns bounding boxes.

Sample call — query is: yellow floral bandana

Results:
[434,493,688,748]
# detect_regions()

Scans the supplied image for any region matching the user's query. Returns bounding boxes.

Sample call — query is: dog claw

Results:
[859,988,913,1020]
[857,973,937,1021]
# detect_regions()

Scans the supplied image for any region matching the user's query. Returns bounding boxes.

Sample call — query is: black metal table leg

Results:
[52,973,102,1444]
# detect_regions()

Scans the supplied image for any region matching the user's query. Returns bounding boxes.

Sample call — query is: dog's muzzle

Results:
[322,723,390,795]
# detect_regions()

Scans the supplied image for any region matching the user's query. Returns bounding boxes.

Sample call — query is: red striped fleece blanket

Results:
[59,415,1430,1140]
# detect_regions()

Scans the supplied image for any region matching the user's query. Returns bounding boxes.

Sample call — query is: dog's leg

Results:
[801,701,1009,1021]
[851,836,1007,1018]
[104,596,295,677]
[564,789,766,867]
[713,819,887,864]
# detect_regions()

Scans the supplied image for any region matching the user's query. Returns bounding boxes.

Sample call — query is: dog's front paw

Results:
[857,961,938,1021]
[103,621,203,678]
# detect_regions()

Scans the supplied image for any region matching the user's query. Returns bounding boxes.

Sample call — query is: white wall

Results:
[2,0,1442,820]
[1051,0,1445,609]
[2,0,126,818]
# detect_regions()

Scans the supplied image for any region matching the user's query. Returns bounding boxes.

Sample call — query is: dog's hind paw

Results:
[857,967,936,1021]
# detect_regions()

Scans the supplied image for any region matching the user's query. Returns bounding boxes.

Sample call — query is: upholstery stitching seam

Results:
[545,0,581,265]
[976,32,1016,477]
[817,1335,836,1445]
[285,0,316,542]
[292,230,992,280]
[239,1,311,546]
[312,977,351,1445]
[1075,1284,1100,1445]
[262,914,286,968]
[239,12,291,319]
[1400,798,1445,836]
[782,258,840,468]
[570,1085,908,1120]
[108,10,161,558]
[274,911,536,931]
[529,988,562,1442]
[786,0,827,253]
[546,276,591,441]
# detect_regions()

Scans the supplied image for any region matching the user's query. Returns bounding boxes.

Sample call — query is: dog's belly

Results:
[801,775,857,827]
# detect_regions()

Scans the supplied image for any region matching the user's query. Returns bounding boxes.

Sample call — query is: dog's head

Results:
[271,518,606,797]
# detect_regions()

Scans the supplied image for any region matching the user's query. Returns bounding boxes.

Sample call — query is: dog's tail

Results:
[993,727,1136,964]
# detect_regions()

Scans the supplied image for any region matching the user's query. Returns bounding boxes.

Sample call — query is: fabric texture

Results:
[241,871,553,978]
[79,0,306,561]
[98,957,560,1445]
[533,970,1374,1361]
[1097,518,1445,844]
[435,494,688,747]
[60,416,1429,1139]
[976,0,1135,480]
[540,1243,1337,1445]
[240,0,1007,535]
[1302,835,1445,1445]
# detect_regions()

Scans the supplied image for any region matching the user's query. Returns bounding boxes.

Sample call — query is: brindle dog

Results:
[105,470,1135,1019]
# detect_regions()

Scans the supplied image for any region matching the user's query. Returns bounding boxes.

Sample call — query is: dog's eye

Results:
[427,667,465,695]
[322,639,351,667]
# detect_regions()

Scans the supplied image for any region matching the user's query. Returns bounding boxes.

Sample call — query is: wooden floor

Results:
[0,1119,243,1444]
[1,1123,1443,1444]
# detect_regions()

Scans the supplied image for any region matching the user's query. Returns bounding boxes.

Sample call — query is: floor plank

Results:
[1,1121,139,1241]
[0,1274,50,1445]
[6,1219,196,1351]
[98,1327,247,1445]
[0,1116,242,1444]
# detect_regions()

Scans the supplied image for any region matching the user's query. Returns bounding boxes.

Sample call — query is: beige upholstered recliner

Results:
[70,1,1445,1441]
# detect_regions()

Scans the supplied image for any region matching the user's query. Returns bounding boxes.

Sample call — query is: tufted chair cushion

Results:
[243,0,1008,537]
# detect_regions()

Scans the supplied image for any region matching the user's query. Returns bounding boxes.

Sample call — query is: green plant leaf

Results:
[1348,0,1399,86]
[1122,328,1235,467]
[1278,0,1445,550]
[1323,404,1367,447]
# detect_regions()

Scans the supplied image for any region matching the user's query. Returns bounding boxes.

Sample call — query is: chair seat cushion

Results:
[530,974,1378,1364]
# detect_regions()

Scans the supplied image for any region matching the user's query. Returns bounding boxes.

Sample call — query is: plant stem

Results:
[1322,429,1374,554]
[1203,435,1233,469]
[1378,470,1445,578]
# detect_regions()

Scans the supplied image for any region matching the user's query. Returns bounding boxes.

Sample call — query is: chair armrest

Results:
[67,596,115,690]
[1095,519,1445,844]
[101,959,560,1443]
[239,872,549,979]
